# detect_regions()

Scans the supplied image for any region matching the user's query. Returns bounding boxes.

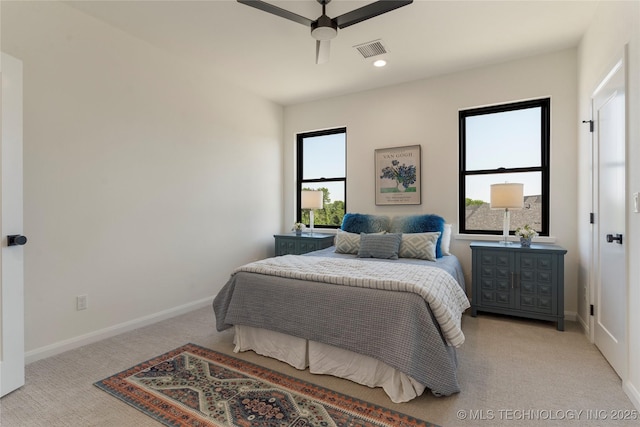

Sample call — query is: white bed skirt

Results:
[233,325,425,403]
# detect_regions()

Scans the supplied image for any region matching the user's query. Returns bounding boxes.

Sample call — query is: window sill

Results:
[305,228,338,235]
[454,234,557,244]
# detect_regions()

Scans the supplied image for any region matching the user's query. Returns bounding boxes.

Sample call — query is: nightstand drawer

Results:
[276,239,297,255]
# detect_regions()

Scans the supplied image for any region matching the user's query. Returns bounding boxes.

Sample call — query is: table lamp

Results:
[301,190,323,231]
[490,183,524,244]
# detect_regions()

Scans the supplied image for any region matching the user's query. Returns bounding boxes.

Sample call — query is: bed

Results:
[213,214,470,403]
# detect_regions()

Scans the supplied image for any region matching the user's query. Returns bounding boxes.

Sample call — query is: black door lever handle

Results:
[7,235,27,246]
[606,234,623,244]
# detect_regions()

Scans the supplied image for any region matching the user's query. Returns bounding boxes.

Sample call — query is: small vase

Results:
[520,237,532,247]
[295,230,302,235]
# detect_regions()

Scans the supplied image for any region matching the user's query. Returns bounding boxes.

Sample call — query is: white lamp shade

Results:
[301,190,323,210]
[490,183,524,209]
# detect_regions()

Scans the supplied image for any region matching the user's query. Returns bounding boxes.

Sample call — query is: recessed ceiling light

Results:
[373,59,387,67]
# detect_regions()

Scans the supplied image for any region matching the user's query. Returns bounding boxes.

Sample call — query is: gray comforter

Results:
[213,247,467,396]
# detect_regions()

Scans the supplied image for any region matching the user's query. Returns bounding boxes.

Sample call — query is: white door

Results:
[592,57,626,378]
[0,52,25,397]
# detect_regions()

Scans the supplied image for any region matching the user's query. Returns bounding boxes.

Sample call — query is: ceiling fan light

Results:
[312,26,338,40]
[311,14,338,41]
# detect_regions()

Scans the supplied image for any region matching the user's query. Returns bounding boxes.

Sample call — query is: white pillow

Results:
[441,224,452,256]
[399,232,440,261]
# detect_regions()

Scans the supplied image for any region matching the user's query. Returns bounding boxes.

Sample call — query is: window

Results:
[459,98,550,235]
[297,128,346,228]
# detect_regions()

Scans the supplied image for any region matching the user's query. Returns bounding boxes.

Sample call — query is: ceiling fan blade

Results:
[316,40,331,64]
[237,0,314,27]
[335,0,413,29]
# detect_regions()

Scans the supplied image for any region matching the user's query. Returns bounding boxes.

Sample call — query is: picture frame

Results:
[375,145,421,205]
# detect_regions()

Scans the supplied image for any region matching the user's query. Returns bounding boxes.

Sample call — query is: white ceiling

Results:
[65,0,599,106]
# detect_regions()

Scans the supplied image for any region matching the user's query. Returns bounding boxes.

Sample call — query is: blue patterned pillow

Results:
[390,214,446,258]
[358,233,402,260]
[341,213,390,234]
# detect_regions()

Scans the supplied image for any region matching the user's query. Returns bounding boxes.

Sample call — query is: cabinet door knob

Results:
[7,234,28,246]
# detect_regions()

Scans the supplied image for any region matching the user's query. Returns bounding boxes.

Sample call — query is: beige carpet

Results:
[0,307,637,427]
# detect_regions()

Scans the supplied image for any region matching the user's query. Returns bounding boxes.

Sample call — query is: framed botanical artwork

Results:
[375,145,421,205]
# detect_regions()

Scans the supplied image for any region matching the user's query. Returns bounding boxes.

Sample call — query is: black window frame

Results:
[296,127,347,229]
[458,98,550,236]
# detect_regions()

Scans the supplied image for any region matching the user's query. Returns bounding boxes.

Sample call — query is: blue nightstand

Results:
[274,232,335,256]
[470,241,567,331]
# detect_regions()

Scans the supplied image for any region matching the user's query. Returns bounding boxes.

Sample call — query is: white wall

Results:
[1,1,283,359]
[577,0,640,410]
[284,50,579,313]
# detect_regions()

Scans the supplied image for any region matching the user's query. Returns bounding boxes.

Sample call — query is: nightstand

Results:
[470,241,567,331]
[274,232,335,256]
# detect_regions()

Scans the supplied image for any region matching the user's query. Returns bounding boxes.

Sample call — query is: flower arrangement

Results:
[292,223,306,231]
[515,224,538,239]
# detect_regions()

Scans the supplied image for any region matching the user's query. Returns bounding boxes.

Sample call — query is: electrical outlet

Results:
[77,295,88,311]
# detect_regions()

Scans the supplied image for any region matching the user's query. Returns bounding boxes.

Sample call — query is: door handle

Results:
[606,234,623,244]
[7,234,27,246]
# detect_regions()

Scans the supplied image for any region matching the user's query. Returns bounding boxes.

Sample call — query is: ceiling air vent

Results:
[353,39,387,59]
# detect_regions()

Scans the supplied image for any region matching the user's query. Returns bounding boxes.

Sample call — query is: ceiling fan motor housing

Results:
[311,15,338,40]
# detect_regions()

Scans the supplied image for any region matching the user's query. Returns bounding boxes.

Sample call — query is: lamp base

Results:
[500,209,512,245]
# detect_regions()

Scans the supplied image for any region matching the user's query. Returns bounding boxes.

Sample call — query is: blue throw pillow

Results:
[341,213,390,234]
[358,233,402,260]
[390,214,446,258]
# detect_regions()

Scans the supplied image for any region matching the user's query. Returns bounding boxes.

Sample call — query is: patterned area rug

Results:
[95,343,438,427]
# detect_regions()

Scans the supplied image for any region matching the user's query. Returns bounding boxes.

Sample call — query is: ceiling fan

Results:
[237,0,413,64]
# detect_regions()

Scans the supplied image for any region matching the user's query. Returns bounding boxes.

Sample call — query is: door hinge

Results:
[582,120,594,132]
[590,304,595,316]
[590,212,595,224]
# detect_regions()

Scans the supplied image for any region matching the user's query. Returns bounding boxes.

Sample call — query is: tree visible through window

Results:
[297,128,346,228]
[459,99,550,235]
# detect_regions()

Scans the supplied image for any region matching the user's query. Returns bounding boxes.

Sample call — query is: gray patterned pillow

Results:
[399,232,441,261]
[390,214,446,258]
[358,233,402,260]
[334,230,360,254]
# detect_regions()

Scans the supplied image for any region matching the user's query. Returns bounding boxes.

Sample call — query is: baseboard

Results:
[575,312,590,336]
[24,296,214,365]
[564,310,577,322]
[623,380,640,411]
